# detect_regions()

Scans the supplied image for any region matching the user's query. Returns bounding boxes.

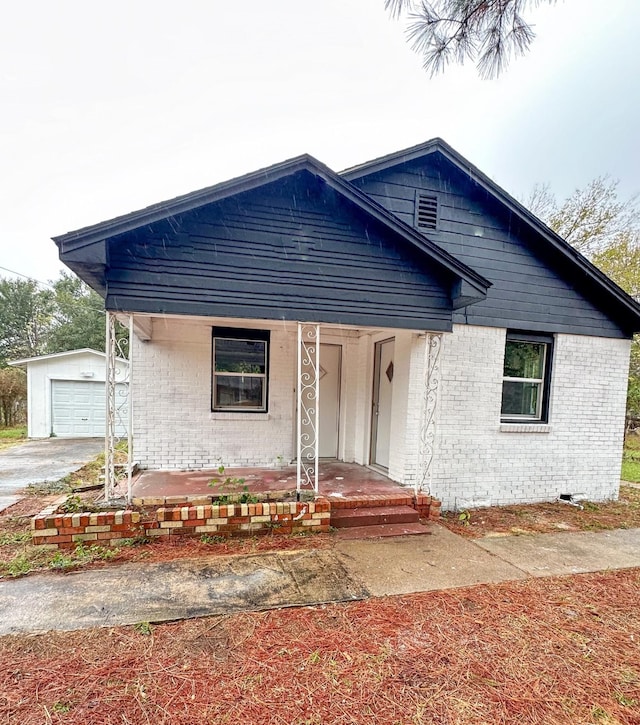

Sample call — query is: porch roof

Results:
[53,155,490,332]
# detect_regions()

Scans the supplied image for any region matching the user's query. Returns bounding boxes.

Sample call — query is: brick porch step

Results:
[327,493,414,510]
[334,522,432,540]
[331,505,419,529]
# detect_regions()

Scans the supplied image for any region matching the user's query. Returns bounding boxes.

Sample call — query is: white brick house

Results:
[53,139,640,508]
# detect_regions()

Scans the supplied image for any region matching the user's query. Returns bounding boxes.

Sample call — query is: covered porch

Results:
[124,461,412,505]
[104,313,447,507]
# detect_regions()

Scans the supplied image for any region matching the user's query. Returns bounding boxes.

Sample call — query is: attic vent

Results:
[415,192,438,231]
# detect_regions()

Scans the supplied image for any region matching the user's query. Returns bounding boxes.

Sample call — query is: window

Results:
[212,328,269,412]
[501,332,553,422]
[415,191,439,231]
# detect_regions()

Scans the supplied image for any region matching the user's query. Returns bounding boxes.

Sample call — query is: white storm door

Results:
[371,338,394,469]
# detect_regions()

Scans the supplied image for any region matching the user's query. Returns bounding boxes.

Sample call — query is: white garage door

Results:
[51,380,128,438]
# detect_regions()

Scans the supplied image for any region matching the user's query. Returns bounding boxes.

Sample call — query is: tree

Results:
[47,273,106,354]
[527,177,640,426]
[0,367,27,427]
[386,0,555,78]
[527,177,640,256]
[0,278,53,365]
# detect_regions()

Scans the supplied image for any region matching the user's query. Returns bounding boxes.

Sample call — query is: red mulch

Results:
[1,569,639,724]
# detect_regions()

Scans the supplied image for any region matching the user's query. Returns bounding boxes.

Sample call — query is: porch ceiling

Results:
[125,312,437,341]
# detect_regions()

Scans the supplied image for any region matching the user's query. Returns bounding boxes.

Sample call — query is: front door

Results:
[371,338,394,469]
[299,343,341,459]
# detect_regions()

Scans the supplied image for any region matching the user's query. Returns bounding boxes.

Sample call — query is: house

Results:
[52,139,640,510]
[9,349,129,438]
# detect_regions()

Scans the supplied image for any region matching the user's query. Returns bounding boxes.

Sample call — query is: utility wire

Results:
[0,264,56,290]
[0,264,106,318]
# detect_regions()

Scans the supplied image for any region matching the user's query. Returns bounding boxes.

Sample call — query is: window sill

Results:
[210,412,271,421]
[499,423,551,434]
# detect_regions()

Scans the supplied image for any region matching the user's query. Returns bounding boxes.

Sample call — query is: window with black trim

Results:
[501,332,553,422]
[212,328,269,412]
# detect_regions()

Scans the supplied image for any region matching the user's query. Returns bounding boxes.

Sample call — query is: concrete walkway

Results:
[0,525,638,635]
[0,438,103,512]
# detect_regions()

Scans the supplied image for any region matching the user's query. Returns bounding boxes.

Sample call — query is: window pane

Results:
[215,339,266,374]
[501,381,540,418]
[215,376,264,409]
[503,341,545,379]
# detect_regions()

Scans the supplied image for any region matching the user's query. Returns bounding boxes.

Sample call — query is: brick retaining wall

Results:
[32,499,332,549]
[31,495,440,549]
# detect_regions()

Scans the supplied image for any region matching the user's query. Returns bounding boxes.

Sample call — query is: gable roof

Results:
[341,137,640,332]
[53,154,490,305]
[9,348,128,366]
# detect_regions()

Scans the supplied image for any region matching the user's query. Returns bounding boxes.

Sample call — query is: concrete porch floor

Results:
[129,462,409,503]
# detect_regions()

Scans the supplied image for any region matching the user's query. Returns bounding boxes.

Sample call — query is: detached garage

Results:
[9,349,129,438]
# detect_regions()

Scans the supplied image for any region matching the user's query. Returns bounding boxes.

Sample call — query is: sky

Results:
[1,0,639,284]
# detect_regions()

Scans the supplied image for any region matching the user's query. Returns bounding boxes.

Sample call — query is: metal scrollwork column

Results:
[297,323,320,495]
[417,332,442,495]
[105,312,132,504]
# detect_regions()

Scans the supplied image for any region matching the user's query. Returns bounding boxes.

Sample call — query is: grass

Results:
[0,425,27,450]
[622,432,640,482]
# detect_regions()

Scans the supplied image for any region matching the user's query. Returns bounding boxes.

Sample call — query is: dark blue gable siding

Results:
[105,171,455,330]
[349,158,630,338]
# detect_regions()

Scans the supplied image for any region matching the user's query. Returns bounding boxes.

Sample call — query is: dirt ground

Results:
[441,485,640,539]
[1,568,638,725]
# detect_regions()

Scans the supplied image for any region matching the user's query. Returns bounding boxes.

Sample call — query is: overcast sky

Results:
[1,0,639,284]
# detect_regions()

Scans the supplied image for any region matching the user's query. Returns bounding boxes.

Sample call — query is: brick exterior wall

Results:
[132,319,297,469]
[431,324,630,510]
[129,316,630,511]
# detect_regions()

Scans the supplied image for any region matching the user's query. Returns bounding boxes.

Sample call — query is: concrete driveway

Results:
[0,438,104,511]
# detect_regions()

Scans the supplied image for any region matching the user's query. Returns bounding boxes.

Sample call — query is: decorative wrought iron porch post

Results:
[105,312,118,503]
[105,312,133,504]
[297,323,320,495]
[126,314,134,504]
[417,333,442,496]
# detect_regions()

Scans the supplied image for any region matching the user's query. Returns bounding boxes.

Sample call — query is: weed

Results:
[263,520,282,532]
[49,552,77,570]
[0,531,31,546]
[134,621,153,636]
[5,554,34,577]
[200,534,227,544]
[52,702,71,714]
[458,510,471,526]
[582,501,600,512]
[119,536,149,547]
[59,494,85,513]
[209,465,259,503]
[49,543,119,570]
[26,480,69,495]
